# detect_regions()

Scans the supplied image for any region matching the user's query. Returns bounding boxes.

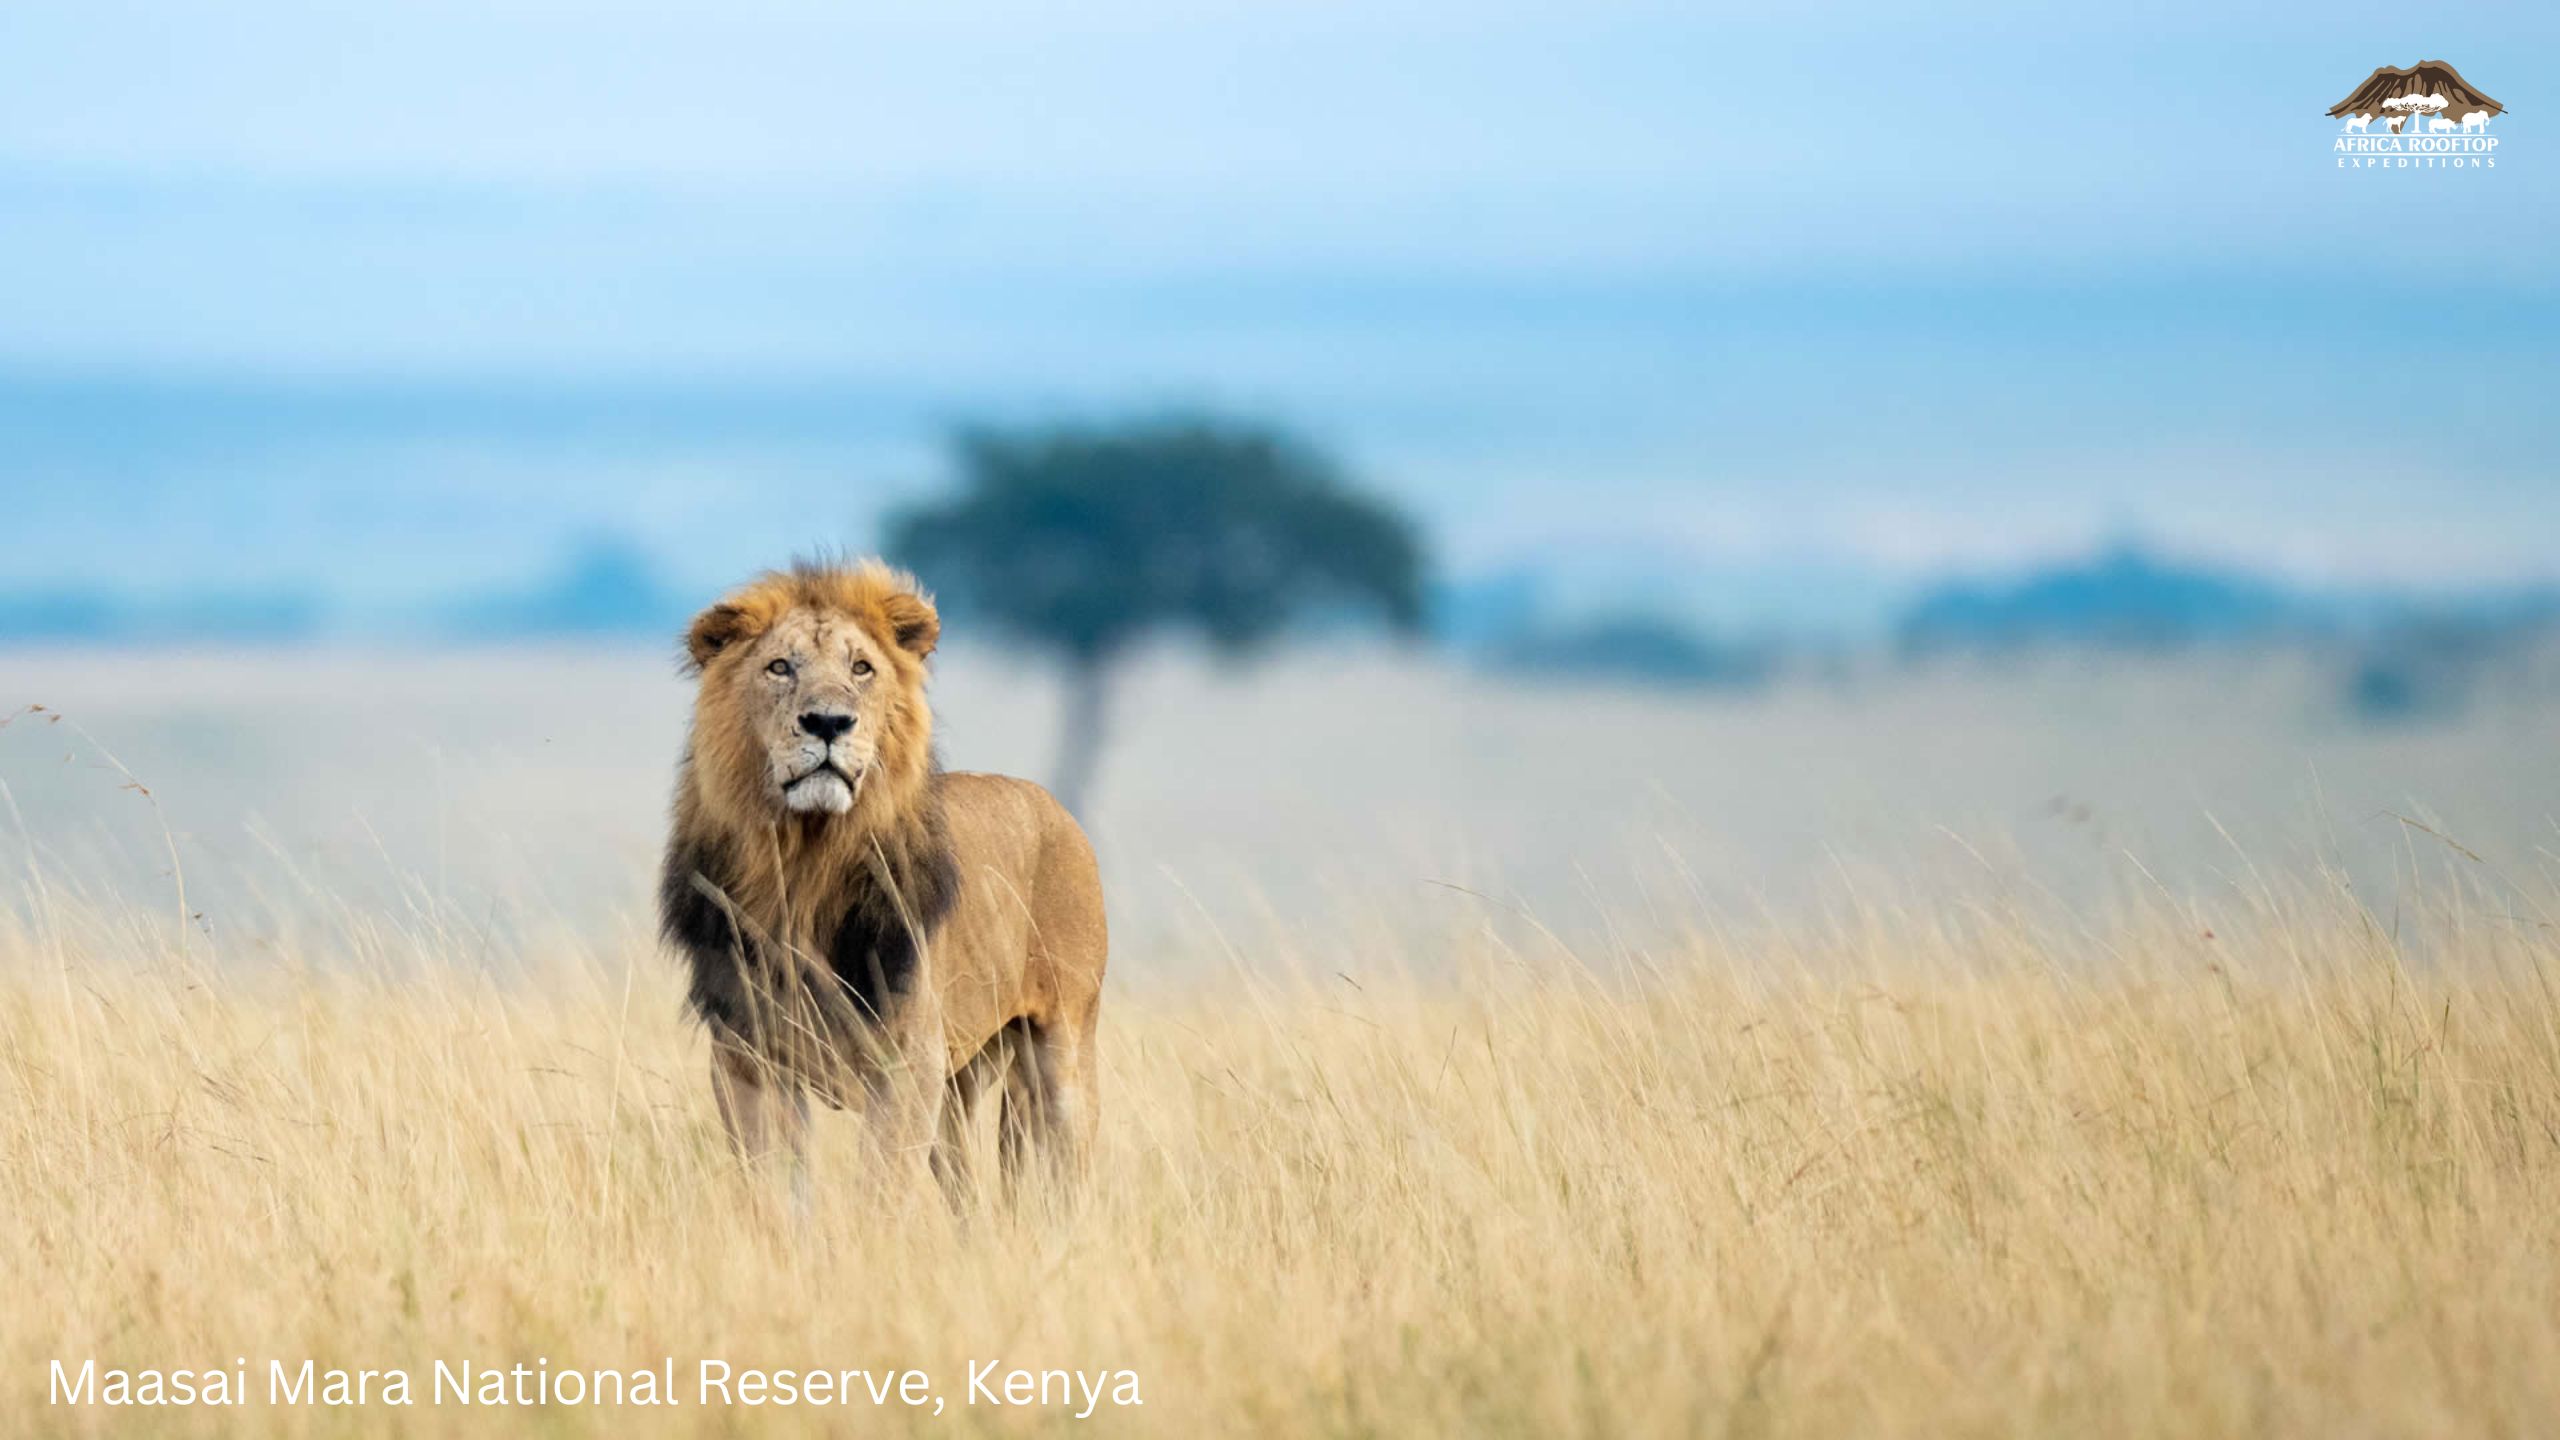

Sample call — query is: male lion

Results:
[658,559,1104,1206]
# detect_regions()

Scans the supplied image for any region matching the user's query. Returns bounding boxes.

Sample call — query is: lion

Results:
[657,559,1105,1207]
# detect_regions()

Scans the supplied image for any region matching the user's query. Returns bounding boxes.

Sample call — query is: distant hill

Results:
[1897,544,2295,654]
[445,538,690,640]
[0,587,321,643]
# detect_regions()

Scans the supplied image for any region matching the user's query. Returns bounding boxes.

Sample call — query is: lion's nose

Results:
[797,711,855,742]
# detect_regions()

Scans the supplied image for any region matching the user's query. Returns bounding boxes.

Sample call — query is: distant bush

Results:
[1495,613,1774,691]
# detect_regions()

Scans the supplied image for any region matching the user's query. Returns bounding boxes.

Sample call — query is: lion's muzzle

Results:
[783,765,858,814]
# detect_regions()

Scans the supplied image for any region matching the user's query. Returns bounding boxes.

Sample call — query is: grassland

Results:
[5,650,2559,1436]
[9,860,2560,1437]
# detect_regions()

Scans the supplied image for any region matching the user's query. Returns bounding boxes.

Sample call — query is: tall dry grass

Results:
[7,844,2560,1438]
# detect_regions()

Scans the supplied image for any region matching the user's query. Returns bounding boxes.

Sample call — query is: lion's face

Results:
[680,563,940,828]
[727,608,900,815]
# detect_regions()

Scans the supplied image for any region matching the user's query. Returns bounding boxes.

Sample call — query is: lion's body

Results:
[657,561,1105,1202]
[912,773,1107,1069]
[661,769,1105,1104]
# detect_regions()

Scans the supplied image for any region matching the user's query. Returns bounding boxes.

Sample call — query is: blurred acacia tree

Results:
[888,418,1426,817]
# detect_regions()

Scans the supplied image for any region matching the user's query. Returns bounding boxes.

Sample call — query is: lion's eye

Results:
[851,659,874,677]
[765,658,796,678]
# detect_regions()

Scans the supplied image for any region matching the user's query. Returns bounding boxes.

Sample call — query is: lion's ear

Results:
[683,602,759,671]
[881,591,940,658]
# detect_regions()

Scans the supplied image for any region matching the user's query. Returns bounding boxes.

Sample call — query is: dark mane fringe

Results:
[824,777,960,1018]
[659,758,962,1095]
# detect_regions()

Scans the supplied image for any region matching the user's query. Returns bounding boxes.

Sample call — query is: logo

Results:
[2328,61,2504,170]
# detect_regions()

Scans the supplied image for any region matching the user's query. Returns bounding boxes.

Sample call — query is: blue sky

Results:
[2,1,2555,630]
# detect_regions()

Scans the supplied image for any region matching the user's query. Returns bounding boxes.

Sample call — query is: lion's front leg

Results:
[855,1072,940,1205]
[711,1044,813,1223]
[710,1043,775,1161]
[851,1003,946,1199]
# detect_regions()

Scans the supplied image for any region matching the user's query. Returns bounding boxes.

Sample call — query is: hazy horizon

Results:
[6,2,2557,627]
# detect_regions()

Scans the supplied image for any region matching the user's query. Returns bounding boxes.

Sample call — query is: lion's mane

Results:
[658,561,960,1091]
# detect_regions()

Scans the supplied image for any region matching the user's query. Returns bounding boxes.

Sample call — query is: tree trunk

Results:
[1051,655,1112,820]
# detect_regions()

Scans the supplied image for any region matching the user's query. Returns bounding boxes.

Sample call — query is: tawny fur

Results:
[660,560,1106,1203]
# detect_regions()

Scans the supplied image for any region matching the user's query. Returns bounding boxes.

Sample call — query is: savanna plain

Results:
[5,645,2559,1438]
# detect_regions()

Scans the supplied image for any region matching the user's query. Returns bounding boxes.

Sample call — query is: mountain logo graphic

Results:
[2328,61,2504,169]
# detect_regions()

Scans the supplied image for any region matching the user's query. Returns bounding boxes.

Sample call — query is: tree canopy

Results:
[889,418,1424,665]
[886,417,1426,815]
